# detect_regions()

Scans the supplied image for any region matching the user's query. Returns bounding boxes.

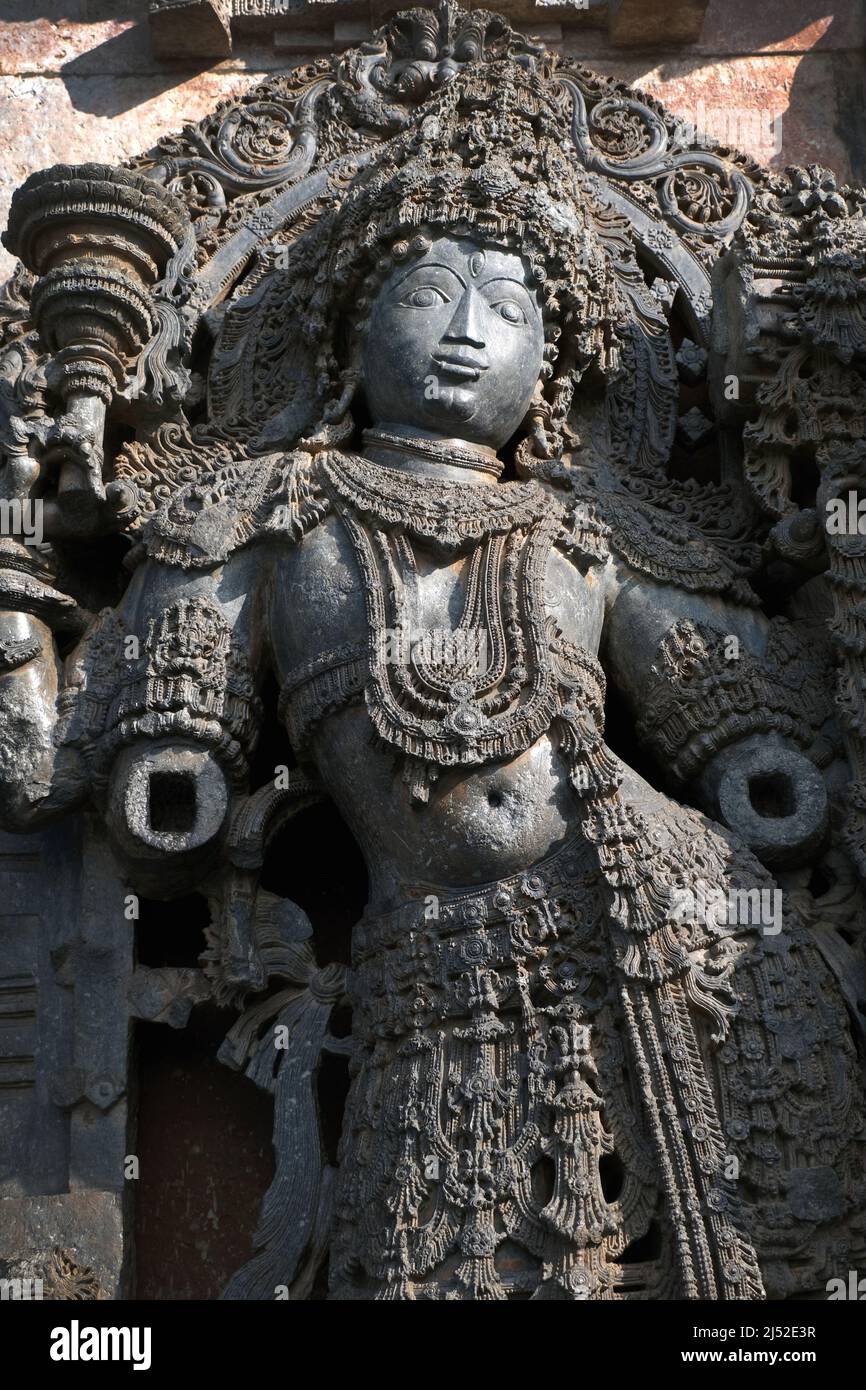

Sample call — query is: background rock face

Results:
[0,2,863,284]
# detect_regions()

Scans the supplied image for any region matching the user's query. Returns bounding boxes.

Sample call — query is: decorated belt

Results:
[352,831,599,960]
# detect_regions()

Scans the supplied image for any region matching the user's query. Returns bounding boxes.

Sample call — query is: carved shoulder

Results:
[144,449,330,570]
[600,490,760,606]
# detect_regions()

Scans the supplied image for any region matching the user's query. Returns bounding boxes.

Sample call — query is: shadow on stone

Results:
[59,24,221,118]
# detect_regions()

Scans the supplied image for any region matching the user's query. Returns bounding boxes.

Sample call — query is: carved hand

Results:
[39,395,107,534]
[697,732,828,868]
[0,455,91,828]
[0,418,124,547]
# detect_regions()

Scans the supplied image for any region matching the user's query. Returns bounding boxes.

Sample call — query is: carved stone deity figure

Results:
[0,6,865,1302]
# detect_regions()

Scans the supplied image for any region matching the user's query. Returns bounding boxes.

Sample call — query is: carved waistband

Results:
[348,832,605,1040]
[352,831,599,961]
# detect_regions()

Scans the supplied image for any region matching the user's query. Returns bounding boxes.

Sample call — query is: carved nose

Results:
[442,286,486,350]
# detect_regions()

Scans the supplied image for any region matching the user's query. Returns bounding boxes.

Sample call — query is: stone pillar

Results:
[0,820,134,1300]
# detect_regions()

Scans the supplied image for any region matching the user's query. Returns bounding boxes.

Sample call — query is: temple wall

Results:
[1,2,864,285]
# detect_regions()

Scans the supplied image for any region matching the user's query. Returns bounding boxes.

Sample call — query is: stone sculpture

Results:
[0,2,864,1301]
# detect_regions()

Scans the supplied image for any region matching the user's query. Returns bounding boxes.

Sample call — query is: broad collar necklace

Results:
[362,428,504,479]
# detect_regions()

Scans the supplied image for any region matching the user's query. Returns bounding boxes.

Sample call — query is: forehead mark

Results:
[421,238,528,278]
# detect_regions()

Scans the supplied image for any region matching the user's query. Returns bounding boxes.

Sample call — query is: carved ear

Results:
[207,259,323,451]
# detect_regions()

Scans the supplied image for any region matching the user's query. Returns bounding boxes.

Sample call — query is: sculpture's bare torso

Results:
[257,437,864,1300]
[273,502,604,901]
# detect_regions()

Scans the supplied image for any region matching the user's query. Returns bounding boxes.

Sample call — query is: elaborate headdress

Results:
[320,61,625,359]
[214,60,630,467]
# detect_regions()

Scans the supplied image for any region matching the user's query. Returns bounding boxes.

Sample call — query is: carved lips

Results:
[432,351,489,381]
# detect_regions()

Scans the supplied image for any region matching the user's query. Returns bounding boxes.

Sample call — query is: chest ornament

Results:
[319,449,605,801]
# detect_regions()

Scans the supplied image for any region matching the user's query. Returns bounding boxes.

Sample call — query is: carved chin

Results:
[428,384,478,425]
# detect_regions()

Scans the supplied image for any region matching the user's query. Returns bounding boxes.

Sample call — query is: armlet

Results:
[636,617,831,784]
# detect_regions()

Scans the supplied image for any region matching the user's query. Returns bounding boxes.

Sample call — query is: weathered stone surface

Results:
[0,70,264,284]
[4,1,100,17]
[598,53,863,179]
[0,1193,125,1299]
[699,0,864,55]
[150,0,233,57]
[0,6,280,76]
[608,0,709,46]
[0,19,140,78]
[150,0,611,56]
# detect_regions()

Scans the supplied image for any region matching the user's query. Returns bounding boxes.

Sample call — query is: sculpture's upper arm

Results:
[603,555,771,714]
[601,543,834,867]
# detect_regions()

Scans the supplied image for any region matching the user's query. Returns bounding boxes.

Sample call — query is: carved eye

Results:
[490,299,527,325]
[401,284,450,309]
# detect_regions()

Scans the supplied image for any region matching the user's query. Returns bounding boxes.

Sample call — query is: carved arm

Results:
[91,547,268,893]
[0,520,268,898]
[603,562,832,867]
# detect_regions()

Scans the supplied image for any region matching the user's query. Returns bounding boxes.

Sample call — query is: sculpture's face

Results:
[361,234,545,448]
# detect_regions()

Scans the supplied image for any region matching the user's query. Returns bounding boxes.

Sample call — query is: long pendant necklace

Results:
[321,448,564,799]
